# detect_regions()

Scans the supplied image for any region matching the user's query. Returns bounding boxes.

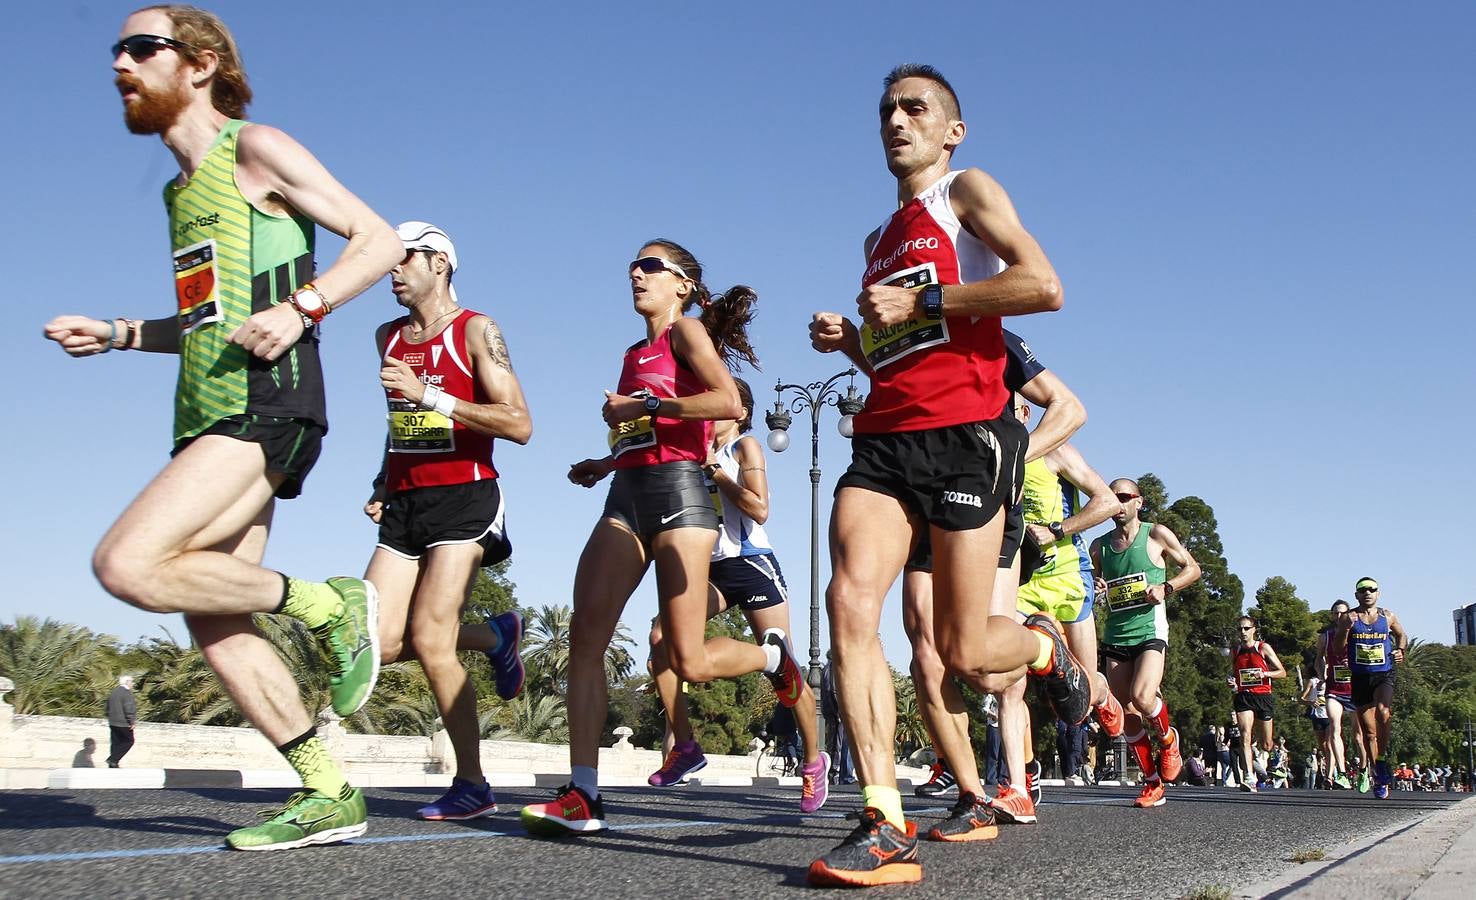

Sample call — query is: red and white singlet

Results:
[855,170,1008,434]
[382,308,497,492]
[608,323,710,470]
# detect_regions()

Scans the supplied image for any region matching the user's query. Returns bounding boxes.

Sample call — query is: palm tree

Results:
[521,604,637,696]
[482,692,568,743]
[892,669,928,758]
[0,617,118,715]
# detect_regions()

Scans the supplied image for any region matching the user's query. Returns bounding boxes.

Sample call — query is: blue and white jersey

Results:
[710,436,774,561]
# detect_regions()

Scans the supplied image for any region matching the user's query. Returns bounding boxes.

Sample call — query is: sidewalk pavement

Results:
[1236,794,1476,899]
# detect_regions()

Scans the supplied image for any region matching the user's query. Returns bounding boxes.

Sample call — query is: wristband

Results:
[102,318,116,353]
[431,390,458,417]
[420,384,442,411]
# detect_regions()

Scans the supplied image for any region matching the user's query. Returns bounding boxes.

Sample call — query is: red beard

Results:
[117,73,189,135]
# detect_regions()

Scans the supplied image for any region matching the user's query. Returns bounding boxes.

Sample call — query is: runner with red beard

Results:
[43,5,399,851]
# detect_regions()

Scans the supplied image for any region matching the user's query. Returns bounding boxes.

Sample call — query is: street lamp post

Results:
[763,368,864,707]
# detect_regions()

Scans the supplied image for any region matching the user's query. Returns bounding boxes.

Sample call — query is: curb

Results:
[1234,796,1476,899]
[17,768,912,792]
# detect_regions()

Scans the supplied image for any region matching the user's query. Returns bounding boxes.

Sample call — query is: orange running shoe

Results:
[808,808,922,887]
[1133,779,1166,808]
[1157,727,1183,783]
[989,785,1037,825]
[1096,688,1125,738]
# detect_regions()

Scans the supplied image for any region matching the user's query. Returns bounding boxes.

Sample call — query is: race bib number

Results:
[173,239,221,336]
[1105,572,1149,612]
[1332,663,1352,684]
[388,400,454,453]
[1238,667,1264,688]
[1355,643,1387,667]
[860,263,949,370]
[608,415,656,459]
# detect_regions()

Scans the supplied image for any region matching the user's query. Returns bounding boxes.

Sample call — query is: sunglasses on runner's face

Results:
[629,256,689,280]
[1240,626,1255,632]
[111,34,191,61]
[1115,493,1139,503]
[1357,587,1378,593]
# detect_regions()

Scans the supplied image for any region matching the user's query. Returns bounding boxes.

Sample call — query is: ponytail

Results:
[701,285,760,371]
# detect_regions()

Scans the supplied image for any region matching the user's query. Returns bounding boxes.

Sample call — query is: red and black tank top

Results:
[1322,629,1353,698]
[382,308,497,492]
[1233,641,1274,694]
[608,323,709,469]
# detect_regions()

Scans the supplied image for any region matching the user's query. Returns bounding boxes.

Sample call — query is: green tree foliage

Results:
[1249,576,1319,670]
[0,617,120,715]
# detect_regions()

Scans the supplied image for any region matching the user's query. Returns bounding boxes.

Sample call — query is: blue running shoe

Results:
[1374,759,1393,787]
[419,779,498,821]
[484,611,525,700]
[1374,783,1389,800]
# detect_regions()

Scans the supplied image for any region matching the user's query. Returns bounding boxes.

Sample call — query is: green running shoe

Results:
[314,577,380,716]
[226,785,367,851]
[1357,770,1371,793]
[1332,772,1352,790]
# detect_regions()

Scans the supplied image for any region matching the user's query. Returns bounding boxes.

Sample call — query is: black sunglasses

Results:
[111,34,191,62]
[629,256,690,280]
[1115,492,1139,502]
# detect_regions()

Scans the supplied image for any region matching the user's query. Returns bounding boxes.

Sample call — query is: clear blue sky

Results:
[8,1,1474,672]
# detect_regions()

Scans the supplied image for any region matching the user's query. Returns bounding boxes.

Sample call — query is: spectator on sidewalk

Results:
[105,675,137,768]
[820,652,855,784]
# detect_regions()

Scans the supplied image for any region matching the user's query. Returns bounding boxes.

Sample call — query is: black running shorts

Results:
[711,552,789,612]
[378,478,511,566]
[1350,669,1395,709]
[843,411,1026,532]
[904,500,1027,575]
[1100,639,1169,662]
[603,460,719,539]
[1233,691,1276,722]
[173,414,324,500]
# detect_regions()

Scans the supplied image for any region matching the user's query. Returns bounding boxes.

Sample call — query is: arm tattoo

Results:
[484,320,512,371]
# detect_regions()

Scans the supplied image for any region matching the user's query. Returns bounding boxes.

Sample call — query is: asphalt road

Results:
[0,783,1466,898]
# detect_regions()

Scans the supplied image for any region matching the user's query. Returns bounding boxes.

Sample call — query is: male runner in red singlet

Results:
[44,5,399,851]
[362,222,532,821]
[806,64,1088,888]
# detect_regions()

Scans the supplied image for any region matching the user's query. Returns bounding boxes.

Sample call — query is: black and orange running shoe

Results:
[927,792,999,843]
[807,807,922,887]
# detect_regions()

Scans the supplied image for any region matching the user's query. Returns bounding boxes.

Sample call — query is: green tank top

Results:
[1098,521,1168,646]
[164,119,326,443]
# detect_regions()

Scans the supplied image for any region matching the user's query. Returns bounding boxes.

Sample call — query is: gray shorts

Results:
[602,460,718,539]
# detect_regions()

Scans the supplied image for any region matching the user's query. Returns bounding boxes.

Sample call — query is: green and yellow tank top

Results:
[1098,522,1168,646]
[1020,457,1090,586]
[164,119,326,444]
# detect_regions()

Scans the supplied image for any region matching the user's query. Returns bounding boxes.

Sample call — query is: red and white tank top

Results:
[1233,641,1274,694]
[855,170,1008,434]
[608,323,710,470]
[382,309,497,492]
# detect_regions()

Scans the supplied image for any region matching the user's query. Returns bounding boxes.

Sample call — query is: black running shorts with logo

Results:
[603,460,718,539]
[905,500,1026,575]
[1233,691,1276,722]
[1100,639,1169,662]
[711,552,789,612]
[378,478,511,566]
[1350,669,1395,708]
[842,411,1027,532]
[172,414,324,500]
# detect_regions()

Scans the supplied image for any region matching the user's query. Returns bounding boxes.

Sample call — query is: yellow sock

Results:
[280,577,342,629]
[1030,631,1054,671]
[282,734,348,798]
[861,785,905,828]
